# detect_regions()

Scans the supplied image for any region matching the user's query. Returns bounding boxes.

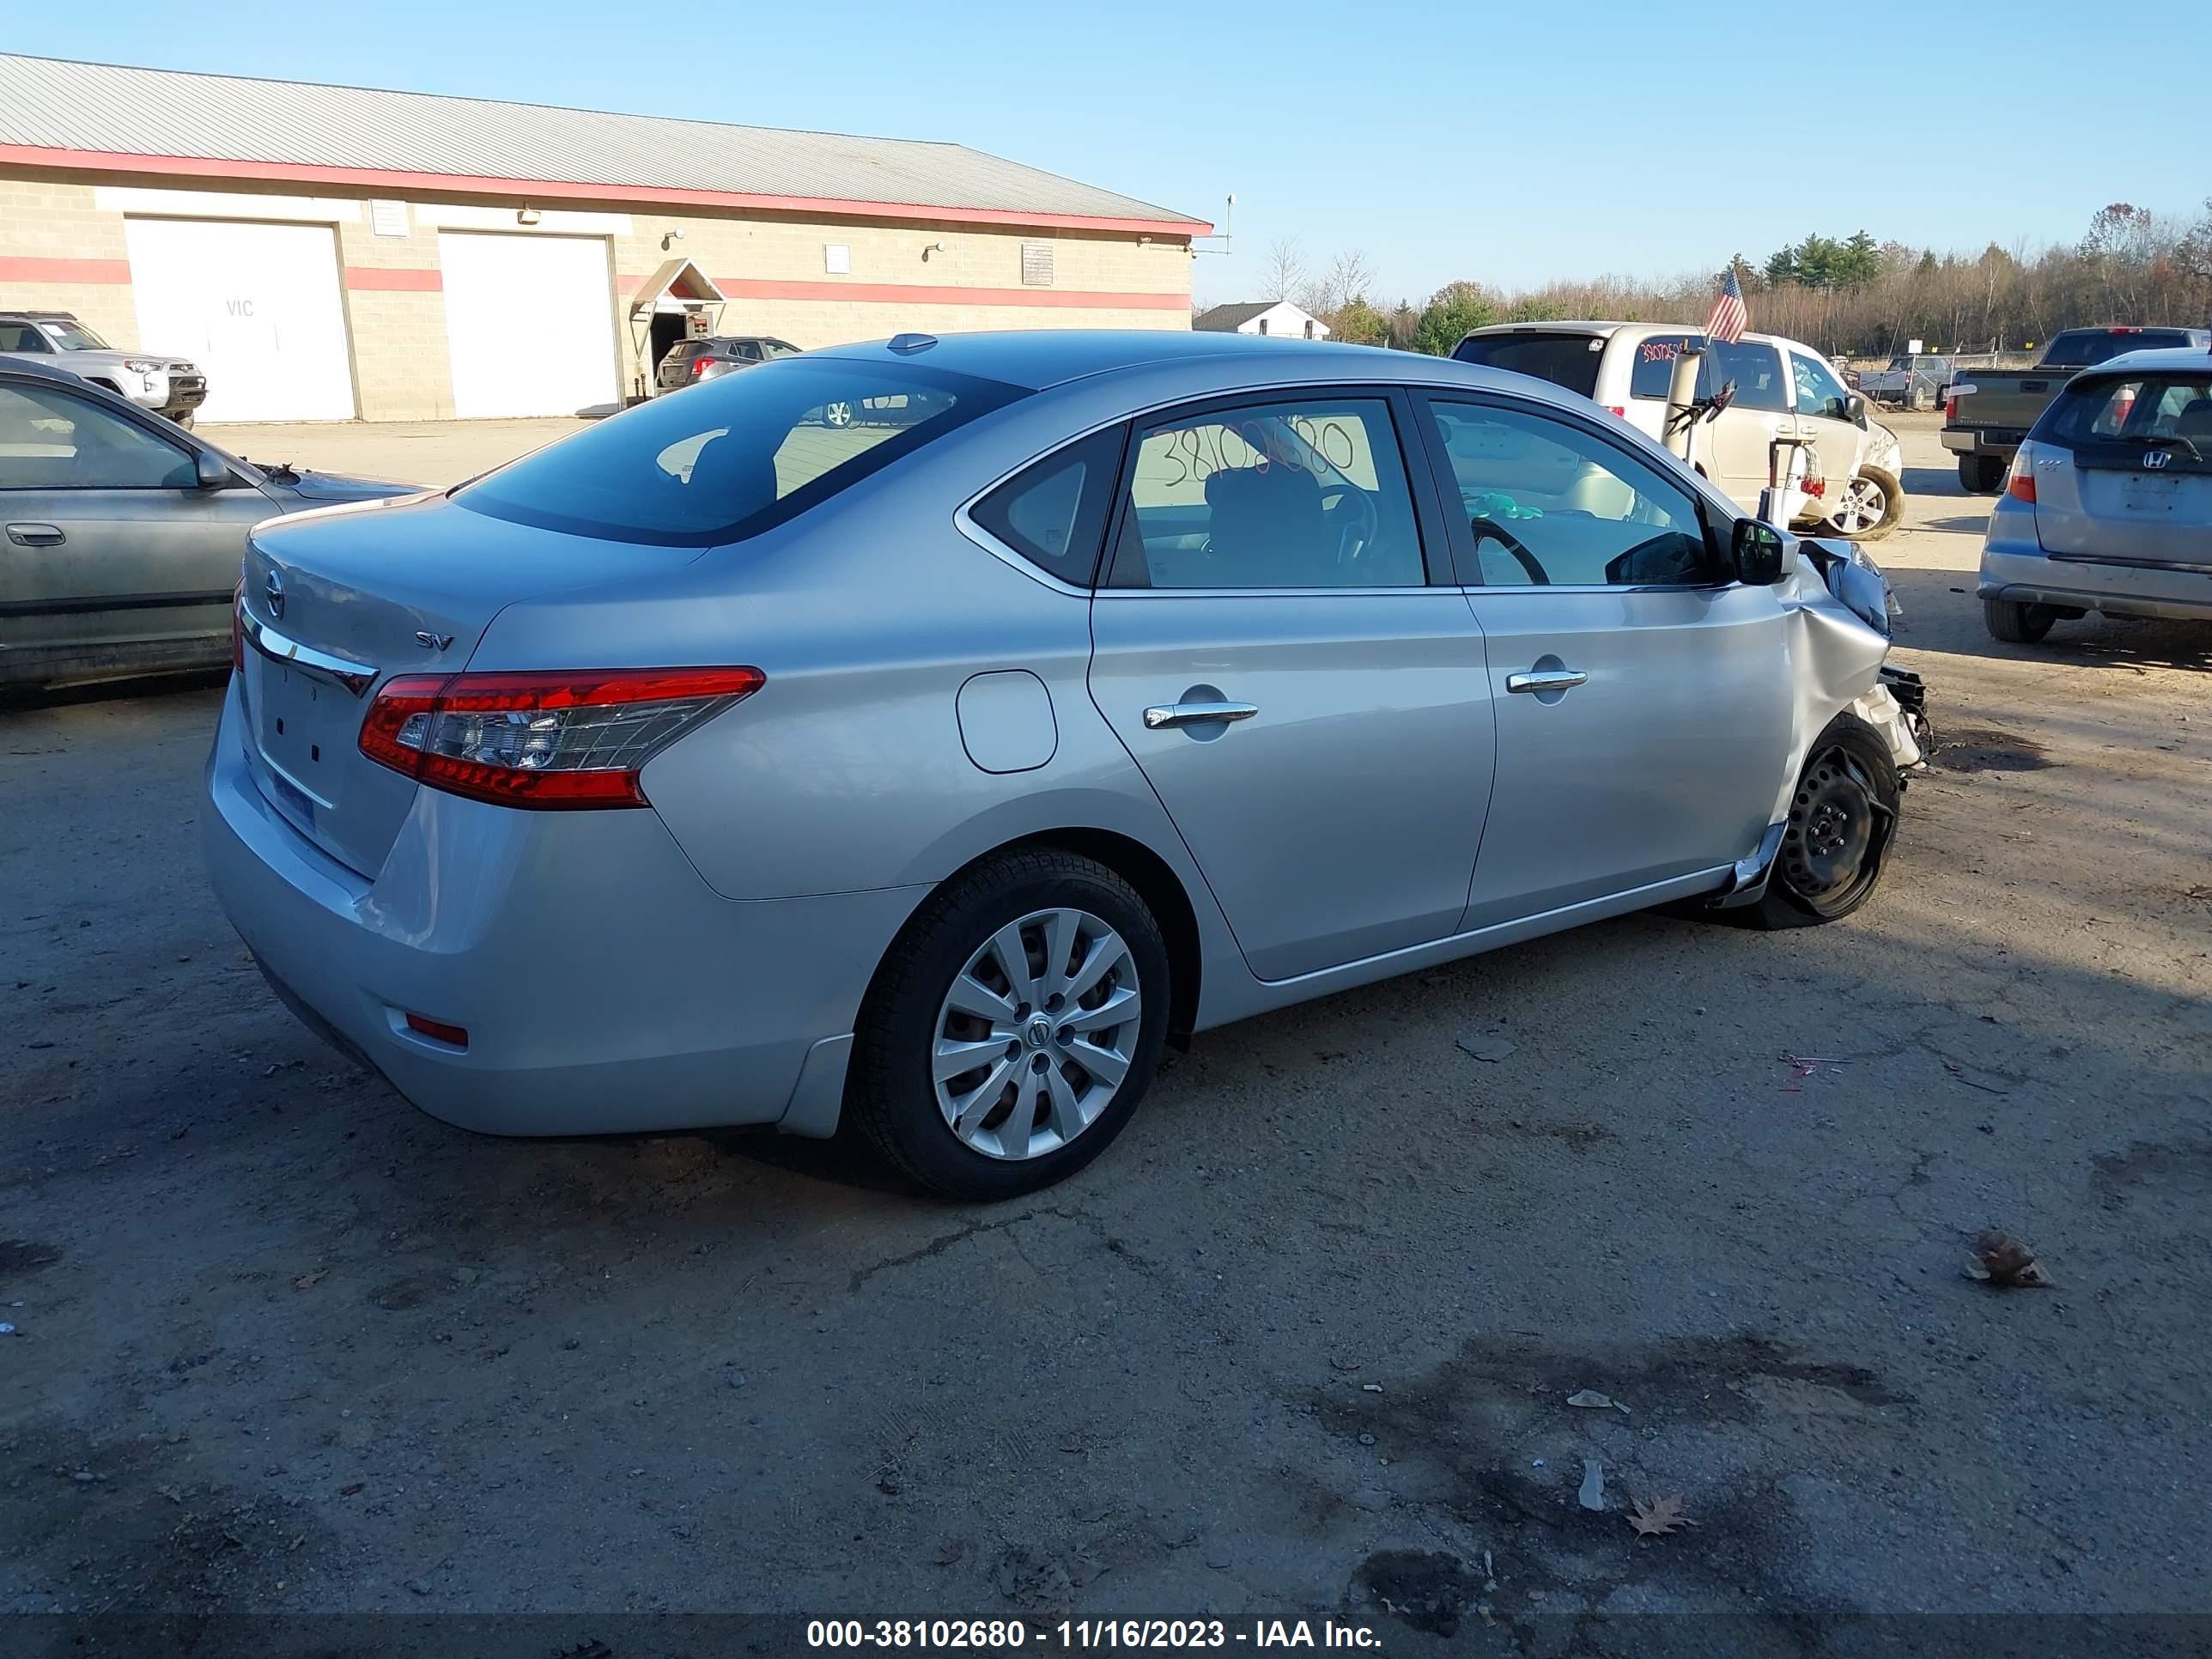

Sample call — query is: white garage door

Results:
[123,219,356,423]
[440,233,617,418]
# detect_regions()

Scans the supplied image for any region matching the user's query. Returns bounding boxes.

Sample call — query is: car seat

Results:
[1201,465,1331,584]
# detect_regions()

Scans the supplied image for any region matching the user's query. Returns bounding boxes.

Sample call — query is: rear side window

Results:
[1452,333,1603,400]
[1628,334,1705,399]
[969,426,1126,586]
[1701,341,1790,411]
[457,358,1022,546]
[0,324,52,352]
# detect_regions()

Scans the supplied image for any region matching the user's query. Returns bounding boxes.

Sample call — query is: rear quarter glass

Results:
[1450,333,1604,400]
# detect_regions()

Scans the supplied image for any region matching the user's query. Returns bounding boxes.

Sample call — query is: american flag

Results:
[1705,266,1748,344]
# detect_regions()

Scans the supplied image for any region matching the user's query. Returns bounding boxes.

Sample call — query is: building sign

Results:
[824,243,851,275]
[1021,241,1054,287]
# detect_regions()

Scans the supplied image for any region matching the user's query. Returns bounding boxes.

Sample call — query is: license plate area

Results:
[247,656,361,826]
[2120,473,2182,514]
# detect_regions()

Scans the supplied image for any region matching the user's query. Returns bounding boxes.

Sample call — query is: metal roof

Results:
[0,54,1207,233]
[1191,301,1282,332]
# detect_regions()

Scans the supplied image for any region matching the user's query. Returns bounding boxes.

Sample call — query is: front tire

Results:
[1983,597,2056,644]
[1825,465,1902,541]
[1747,714,1900,930]
[848,848,1170,1200]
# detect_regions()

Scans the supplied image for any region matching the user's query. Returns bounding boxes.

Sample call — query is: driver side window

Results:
[1106,397,1424,588]
[1423,398,1712,587]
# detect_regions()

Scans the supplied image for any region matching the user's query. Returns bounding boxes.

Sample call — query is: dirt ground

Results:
[3,413,2209,1649]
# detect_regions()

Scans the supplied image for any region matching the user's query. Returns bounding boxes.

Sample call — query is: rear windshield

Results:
[1451,332,1603,399]
[1627,334,1705,399]
[2041,330,2199,368]
[2042,374,2212,451]
[457,357,1023,546]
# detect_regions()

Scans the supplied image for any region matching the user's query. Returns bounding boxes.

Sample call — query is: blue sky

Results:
[21,0,2211,307]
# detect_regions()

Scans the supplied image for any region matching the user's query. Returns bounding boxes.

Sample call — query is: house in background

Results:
[1193,300,1330,340]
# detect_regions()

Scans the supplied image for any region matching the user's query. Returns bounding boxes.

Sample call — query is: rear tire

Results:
[848,848,1170,1200]
[1958,453,2003,495]
[1745,714,1900,930]
[1983,597,2056,644]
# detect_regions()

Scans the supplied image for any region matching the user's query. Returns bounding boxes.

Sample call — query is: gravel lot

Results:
[3,414,2208,1646]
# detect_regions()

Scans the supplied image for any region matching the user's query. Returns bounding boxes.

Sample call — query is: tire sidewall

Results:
[1830,465,1902,540]
[1764,714,1901,927]
[858,858,1170,1200]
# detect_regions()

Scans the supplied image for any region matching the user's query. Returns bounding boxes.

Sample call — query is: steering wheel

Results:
[1318,481,1381,562]
[1471,516,1549,584]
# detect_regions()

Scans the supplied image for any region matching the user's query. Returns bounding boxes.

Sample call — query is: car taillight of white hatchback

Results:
[358,667,763,808]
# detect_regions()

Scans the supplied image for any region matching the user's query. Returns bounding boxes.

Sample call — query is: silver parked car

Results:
[1980,347,2212,643]
[1,361,412,690]
[0,310,207,426]
[205,331,1909,1200]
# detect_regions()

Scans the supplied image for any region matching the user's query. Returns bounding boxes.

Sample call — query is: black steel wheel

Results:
[1748,715,1900,929]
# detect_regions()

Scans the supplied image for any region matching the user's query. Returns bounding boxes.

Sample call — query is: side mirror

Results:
[1732,519,1787,586]
[193,448,234,489]
[1844,392,1869,428]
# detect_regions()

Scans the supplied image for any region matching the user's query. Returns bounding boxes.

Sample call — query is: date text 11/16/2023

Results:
[805,1619,1385,1649]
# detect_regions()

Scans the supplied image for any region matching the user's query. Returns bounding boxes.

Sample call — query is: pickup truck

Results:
[1944,326,2210,492]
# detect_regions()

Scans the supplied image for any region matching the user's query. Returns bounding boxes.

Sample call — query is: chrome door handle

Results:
[1505,669,1589,695]
[1143,700,1259,730]
[6,523,64,548]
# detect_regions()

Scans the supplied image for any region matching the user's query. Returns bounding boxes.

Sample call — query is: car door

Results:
[1085,388,1495,981]
[1693,339,1795,512]
[1785,347,1867,488]
[1413,392,1795,926]
[0,378,266,680]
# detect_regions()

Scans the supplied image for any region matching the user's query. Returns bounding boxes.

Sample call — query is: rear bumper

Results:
[203,676,927,1136]
[1939,429,1978,453]
[1979,526,2212,623]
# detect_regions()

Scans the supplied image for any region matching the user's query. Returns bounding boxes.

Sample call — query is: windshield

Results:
[1451,332,1603,399]
[37,319,111,351]
[458,356,1023,546]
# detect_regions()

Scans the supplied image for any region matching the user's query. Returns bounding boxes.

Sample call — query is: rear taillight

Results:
[691,356,713,377]
[231,578,246,672]
[1604,404,1626,419]
[358,666,763,809]
[2006,442,2039,505]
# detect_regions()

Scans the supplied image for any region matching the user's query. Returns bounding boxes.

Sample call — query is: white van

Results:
[1452,323,1906,539]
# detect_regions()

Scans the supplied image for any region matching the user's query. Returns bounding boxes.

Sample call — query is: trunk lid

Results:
[2034,443,2212,567]
[239,491,704,877]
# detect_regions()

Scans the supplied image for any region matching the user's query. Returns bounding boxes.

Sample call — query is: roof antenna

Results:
[1190,193,1234,258]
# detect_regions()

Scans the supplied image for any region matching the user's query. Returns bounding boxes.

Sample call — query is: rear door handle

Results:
[5,523,64,548]
[1505,669,1589,694]
[1143,700,1259,730]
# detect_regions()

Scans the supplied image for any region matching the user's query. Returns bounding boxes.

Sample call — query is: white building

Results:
[1192,300,1331,340]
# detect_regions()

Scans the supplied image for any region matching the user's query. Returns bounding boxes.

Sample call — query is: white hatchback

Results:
[1454,322,1906,540]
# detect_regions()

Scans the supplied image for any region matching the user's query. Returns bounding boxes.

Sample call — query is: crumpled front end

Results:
[1773,536,1928,823]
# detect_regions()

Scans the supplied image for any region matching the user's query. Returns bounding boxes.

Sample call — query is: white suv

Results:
[1453,322,1905,539]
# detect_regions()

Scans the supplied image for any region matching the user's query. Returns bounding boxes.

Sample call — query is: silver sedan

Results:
[205,331,1907,1200]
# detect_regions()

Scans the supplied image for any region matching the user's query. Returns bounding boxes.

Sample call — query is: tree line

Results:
[1243,201,2212,360]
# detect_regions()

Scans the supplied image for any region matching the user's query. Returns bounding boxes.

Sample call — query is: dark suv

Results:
[655,336,802,392]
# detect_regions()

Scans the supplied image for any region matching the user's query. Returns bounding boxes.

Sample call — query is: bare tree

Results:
[1263,237,1306,303]
[1326,249,1376,313]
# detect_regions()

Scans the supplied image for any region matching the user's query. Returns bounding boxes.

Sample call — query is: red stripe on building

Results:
[344,266,442,291]
[0,254,132,284]
[0,144,1211,238]
[711,277,1189,309]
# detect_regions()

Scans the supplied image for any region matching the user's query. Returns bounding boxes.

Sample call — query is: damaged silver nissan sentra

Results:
[207,331,1923,1200]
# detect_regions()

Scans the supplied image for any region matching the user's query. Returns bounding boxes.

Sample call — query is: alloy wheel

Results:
[823,400,854,428]
[932,908,1140,1161]
[1827,476,1887,536]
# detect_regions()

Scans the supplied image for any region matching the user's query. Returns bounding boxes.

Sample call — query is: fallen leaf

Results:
[1966,1231,2052,1288]
[292,1270,325,1291]
[1565,1389,1629,1414]
[1626,1493,1697,1537]
[931,1538,963,1566]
